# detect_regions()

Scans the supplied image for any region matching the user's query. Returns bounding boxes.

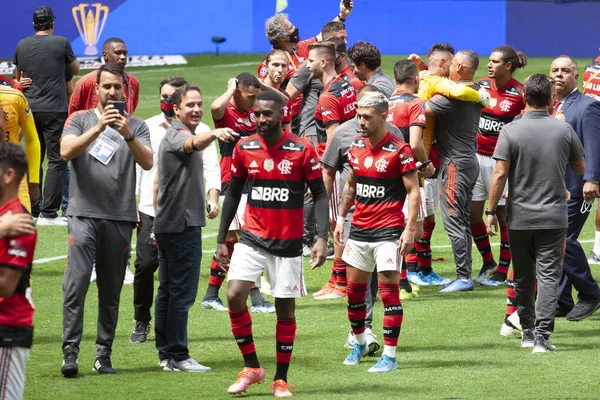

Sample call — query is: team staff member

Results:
[335,92,420,373]
[59,64,153,377]
[487,74,585,353]
[549,56,600,321]
[348,41,395,98]
[68,38,139,115]
[153,84,236,372]
[129,77,221,344]
[216,91,328,397]
[471,45,527,286]
[14,6,80,224]
[202,73,274,313]
[425,50,483,293]
[0,143,38,400]
[0,86,41,210]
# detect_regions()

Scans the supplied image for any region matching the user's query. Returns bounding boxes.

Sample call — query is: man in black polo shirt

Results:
[154,84,237,372]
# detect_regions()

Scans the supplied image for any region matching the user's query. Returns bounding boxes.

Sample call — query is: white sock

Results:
[383,345,396,358]
[594,231,600,253]
[354,332,366,345]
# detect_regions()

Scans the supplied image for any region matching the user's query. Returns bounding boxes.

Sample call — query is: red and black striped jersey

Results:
[214,102,256,193]
[477,77,525,156]
[582,57,600,100]
[339,66,365,91]
[315,76,357,158]
[231,131,322,257]
[0,198,37,349]
[387,90,426,143]
[347,132,417,242]
[0,75,22,92]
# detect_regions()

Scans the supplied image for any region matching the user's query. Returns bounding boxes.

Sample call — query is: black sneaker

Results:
[93,355,116,374]
[61,344,79,378]
[130,320,150,343]
[565,298,600,321]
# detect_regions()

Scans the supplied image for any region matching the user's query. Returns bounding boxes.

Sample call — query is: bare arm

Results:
[211,78,237,121]
[153,166,159,214]
[570,157,585,175]
[399,171,420,255]
[183,128,238,154]
[61,125,103,161]
[408,125,427,161]
[67,59,80,76]
[325,123,340,146]
[486,159,510,236]
[287,83,302,102]
[333,168,356,247]
[0,268,22,298]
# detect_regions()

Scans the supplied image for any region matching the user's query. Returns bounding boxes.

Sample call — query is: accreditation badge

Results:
[89,132,119,165]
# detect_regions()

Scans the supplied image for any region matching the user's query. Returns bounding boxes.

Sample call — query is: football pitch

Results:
[24,54,600,399]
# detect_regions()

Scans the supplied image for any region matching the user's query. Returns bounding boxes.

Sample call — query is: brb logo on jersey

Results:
[251,186,289,202]
[357,183,385,198]
[278,159,293,174]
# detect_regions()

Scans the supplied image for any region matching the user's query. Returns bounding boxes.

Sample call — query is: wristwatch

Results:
[485,210,496,216]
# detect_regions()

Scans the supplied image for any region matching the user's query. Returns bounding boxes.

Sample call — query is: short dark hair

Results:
[172,84,202,107]
[33,6,55,31]
[457,50,480,71]
[492,45,527,73]
[308,42,336,64]
[394,59,419,84]
[96,63,125,85]
[236,72,261,89]
[103,37,125,49]
[428,42,455,58]
[255,90,284,109]
[321,21,346,40]
[348,41,381,71]
[159,77,188,94]
[0,143,28,185]
[326,37,346,58]
[524,73,552,108]
[357,84,384,97]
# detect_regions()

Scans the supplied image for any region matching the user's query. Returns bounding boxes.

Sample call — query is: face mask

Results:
[288,27,300,44]
[335,55,343,68]
[160,98,175,118]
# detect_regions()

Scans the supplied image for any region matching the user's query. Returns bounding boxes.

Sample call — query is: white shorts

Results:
[220,194,248,231]
[0,347,29,400]
[402,187,427,222]
[473,154,507,204]
[342,239,401,273]
[228,242,307,298]
[423,177,440,217]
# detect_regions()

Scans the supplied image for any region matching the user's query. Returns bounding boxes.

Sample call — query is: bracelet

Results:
[337,14,346,22]
[190,140,198,152]
[124,135,135,142]
[336,215,346,224]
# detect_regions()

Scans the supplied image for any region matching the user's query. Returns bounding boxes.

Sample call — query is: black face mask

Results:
[335,55,343,69]
[160,98,175,118]
[288,27,300,44]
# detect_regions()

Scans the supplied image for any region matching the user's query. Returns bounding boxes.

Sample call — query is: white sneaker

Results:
[168,358,211,372]
[37,215,68,226]
[90,266,97,282]
[124,265,135,285]
[588,250,600,265]
[506,311,522,331]
[500,322,520,337]
[365,328,381,356]
[259,276,271,296]
[344,331,355,349]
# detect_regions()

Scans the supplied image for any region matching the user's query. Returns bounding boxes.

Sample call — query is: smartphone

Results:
[112,100,126,116]
[343,0,352,8]
[417,160,432,171]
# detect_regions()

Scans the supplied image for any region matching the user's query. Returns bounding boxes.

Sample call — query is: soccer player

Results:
[471,45,527,287]
[129,77,221,344]
[348,41,395,98]
[387,60,449,287]
[216,90,328,397]
[68,38,139,115]
[202,73,275,313]
[334,91,420,372]
[0,143,38,400]
[0,86,41,211]
[260,49,293,132]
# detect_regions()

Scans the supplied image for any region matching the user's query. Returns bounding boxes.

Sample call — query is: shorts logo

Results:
[278,159,293,174]
[375,158,388,173]
[364,156,373,169]
[264,159,274,172]
[292,284,299,291]
[385,257,394,264]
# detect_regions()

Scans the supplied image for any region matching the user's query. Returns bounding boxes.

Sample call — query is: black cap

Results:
[33,6,55,25]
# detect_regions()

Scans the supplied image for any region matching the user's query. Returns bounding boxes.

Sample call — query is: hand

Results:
[486,214,499,236]
[328,218,337,236]
[478,88,491,108]
[416,162,435,178]
[310,237,327,270]
[0,213,35,238]
[19,77,32,89]
[111,111,133,139]
[96,104,121,131]
[333,222,345,247]
[206,200,219,219]
[213,128,239,143]
[408,54,427,71]
[27,182,40,206]
[398,228,415,256]
[339,0,353,18]
[215,243,230,272]
[419,70,431,79]
[227,78,238,92]
[566,189,571,201]
[583,181,599,202]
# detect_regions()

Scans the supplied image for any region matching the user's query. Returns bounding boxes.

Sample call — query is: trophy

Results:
[72,3,110,56]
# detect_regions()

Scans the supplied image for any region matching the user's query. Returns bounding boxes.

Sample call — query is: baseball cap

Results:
[33,6,56,25]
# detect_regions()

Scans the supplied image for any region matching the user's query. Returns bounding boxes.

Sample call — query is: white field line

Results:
[133,61,258,75]
[32,236,595,265]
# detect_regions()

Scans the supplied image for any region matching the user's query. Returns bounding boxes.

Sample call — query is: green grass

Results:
[24,55,600,399]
